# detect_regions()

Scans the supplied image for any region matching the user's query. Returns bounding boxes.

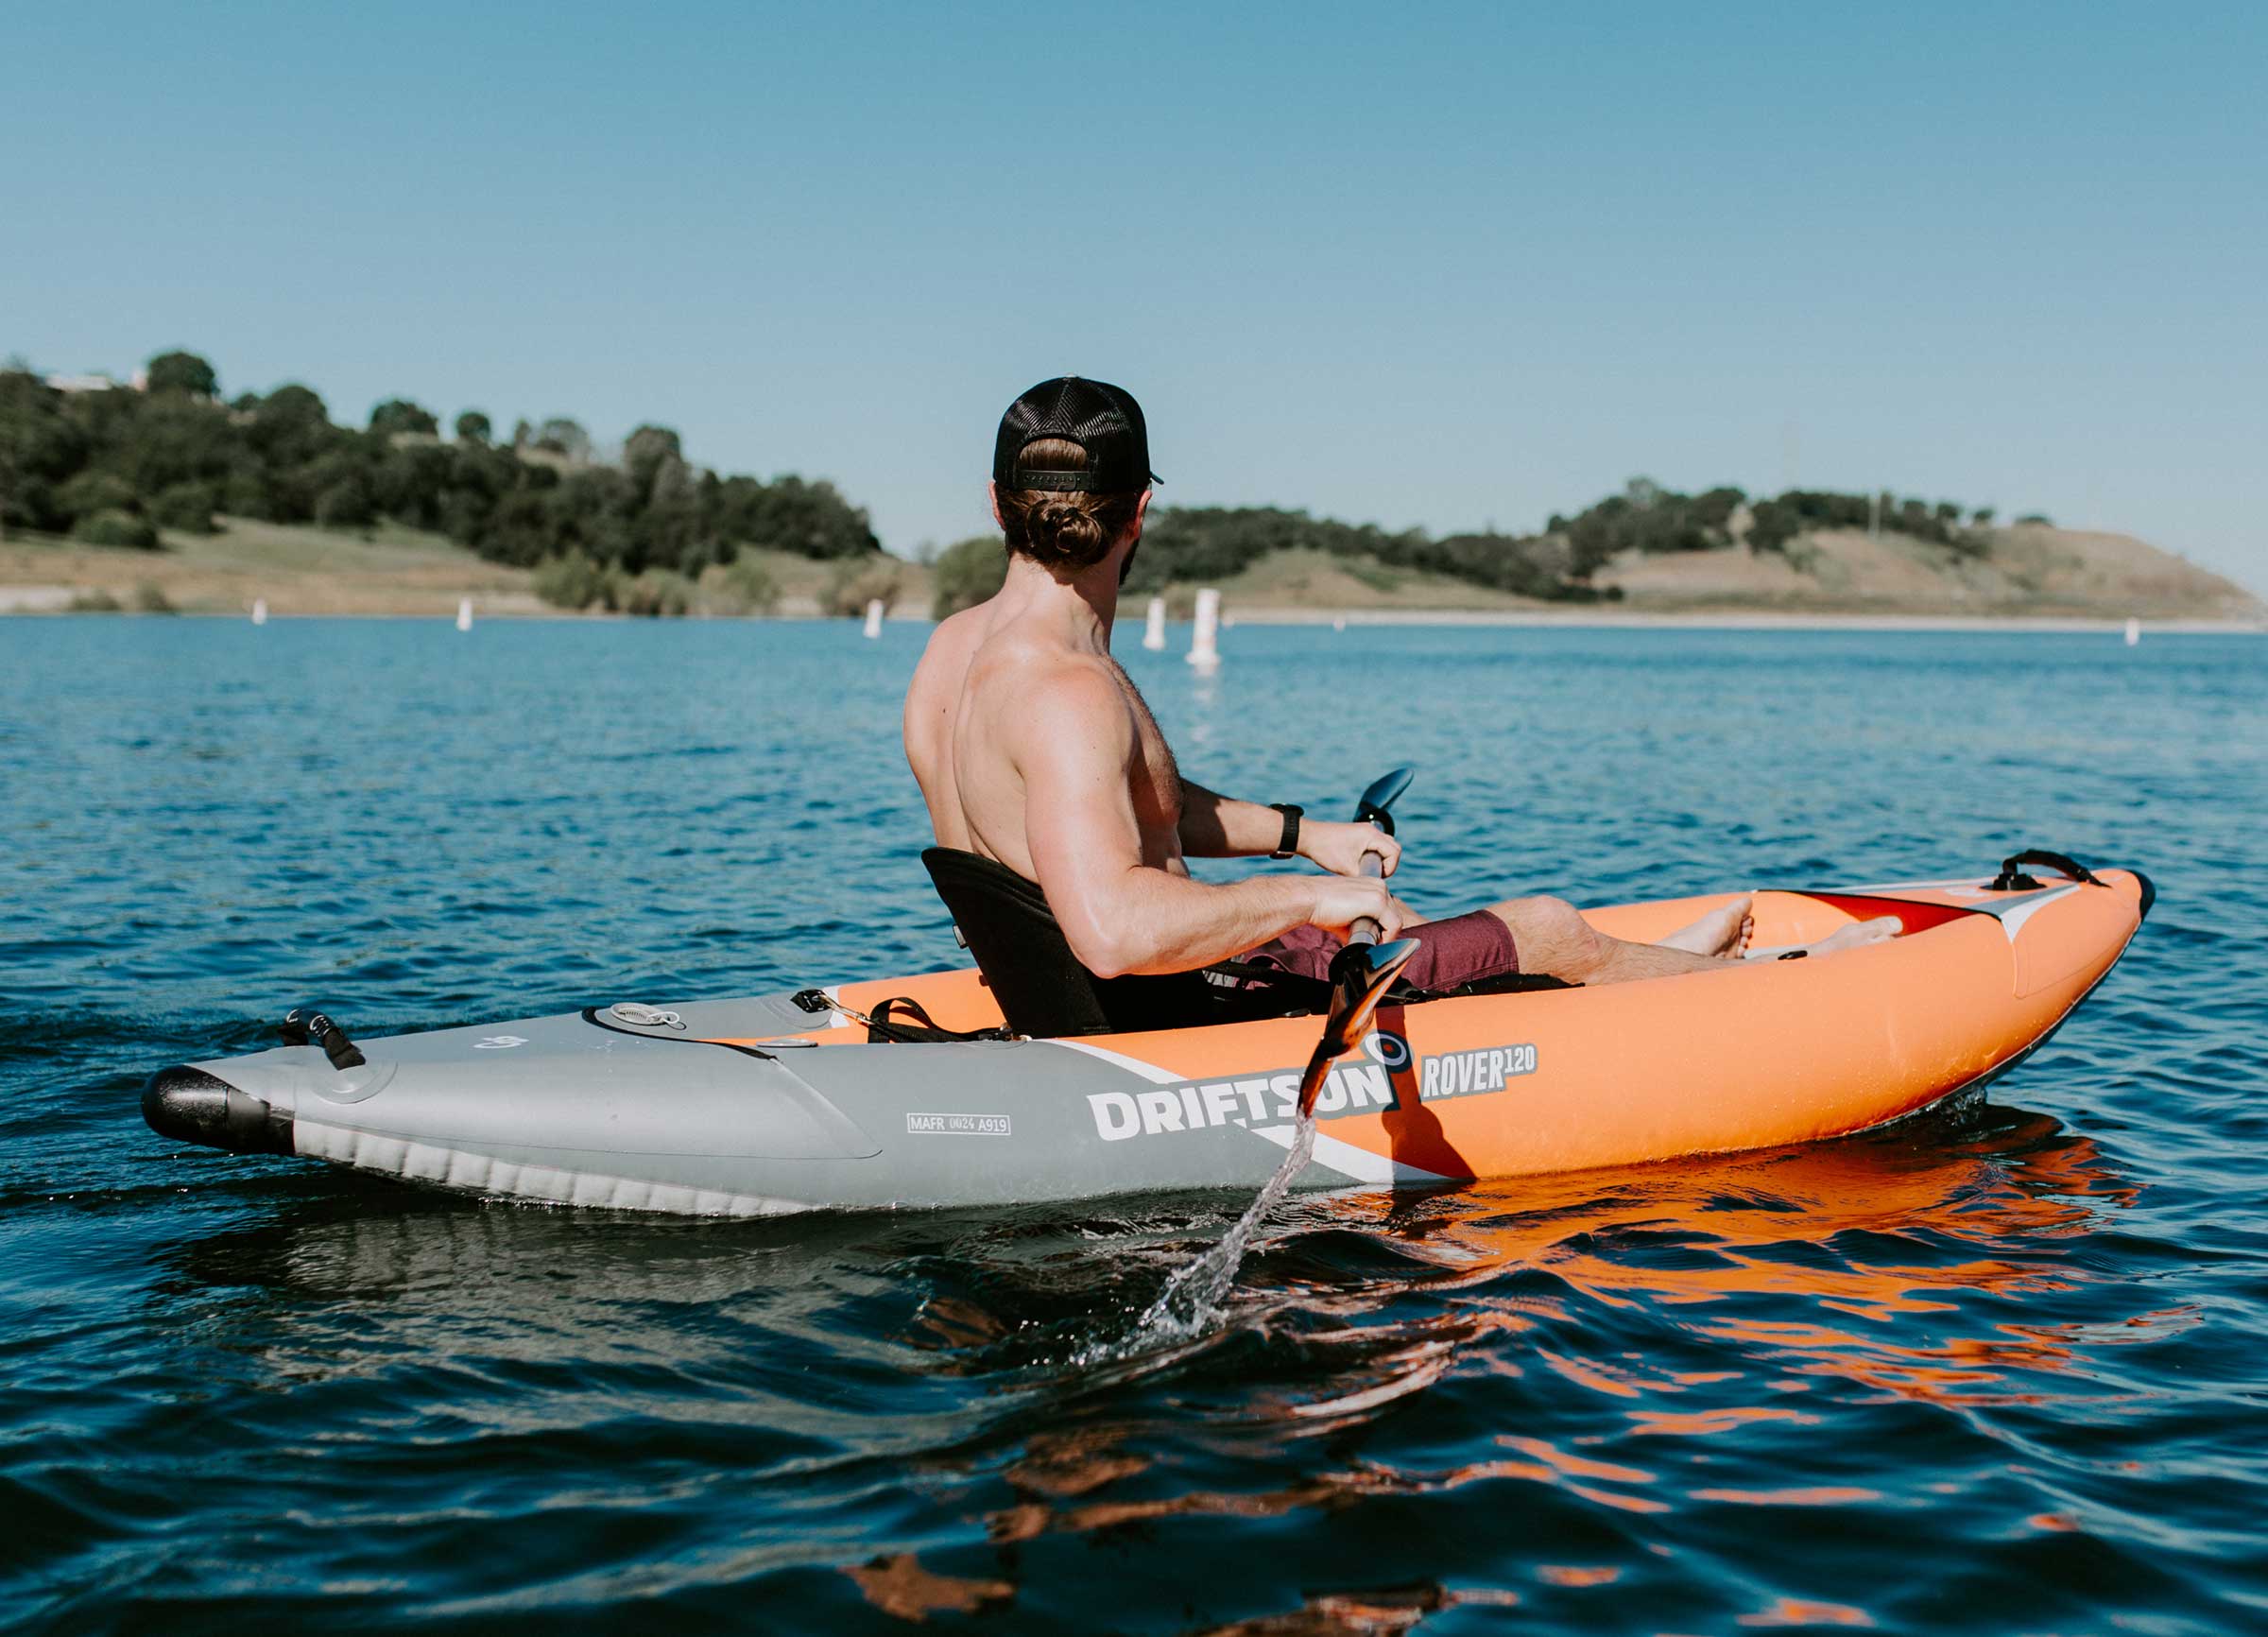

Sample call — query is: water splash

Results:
[1115,1116,1316,1353]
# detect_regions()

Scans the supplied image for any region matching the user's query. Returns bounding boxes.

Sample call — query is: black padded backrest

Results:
[920,848,1216,1038]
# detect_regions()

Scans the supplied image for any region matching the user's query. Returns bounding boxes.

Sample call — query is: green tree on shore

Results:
[145,351,217,397]
[0,350,883,576]
[369,399,439,438]
[0,369,89,537]
[931,534,1008,617]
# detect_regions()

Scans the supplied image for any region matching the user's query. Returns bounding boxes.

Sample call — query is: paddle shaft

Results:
[1348,842,1385,945]
[1295,824,1412,1121]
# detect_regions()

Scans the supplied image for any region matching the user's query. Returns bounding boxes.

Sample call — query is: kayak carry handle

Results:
[1989,850,2105,892]
[280,1008,367,1071]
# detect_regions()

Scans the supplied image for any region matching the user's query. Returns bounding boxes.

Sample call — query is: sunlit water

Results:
[4,617,2265,1633]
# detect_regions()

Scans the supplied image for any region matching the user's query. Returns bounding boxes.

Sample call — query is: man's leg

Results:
[1486,895,1898,987]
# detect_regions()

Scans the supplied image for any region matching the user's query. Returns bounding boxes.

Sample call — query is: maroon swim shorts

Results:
[1238,908,1519,990]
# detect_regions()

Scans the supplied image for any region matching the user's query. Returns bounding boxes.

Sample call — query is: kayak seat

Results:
[920,848,1321,1038]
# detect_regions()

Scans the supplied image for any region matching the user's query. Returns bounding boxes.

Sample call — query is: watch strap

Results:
[1268,803,1303,860]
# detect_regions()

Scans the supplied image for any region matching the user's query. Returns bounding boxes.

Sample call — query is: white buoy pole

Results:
[250,597,267,626]
[456,596,473,632]
[2124,616,2141,647]
[862,598,885,639]
[1143,595,1167,651]
[1186,588,1221,670]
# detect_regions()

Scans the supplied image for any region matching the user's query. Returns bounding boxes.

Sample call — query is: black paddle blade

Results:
[1354,767,1415,834]
[1297,936,1421,1117]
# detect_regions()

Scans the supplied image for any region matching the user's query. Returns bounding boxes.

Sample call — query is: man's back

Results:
[902,592,1186,886]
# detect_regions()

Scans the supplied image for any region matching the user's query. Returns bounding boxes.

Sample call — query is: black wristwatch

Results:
[1268,803,1303,859]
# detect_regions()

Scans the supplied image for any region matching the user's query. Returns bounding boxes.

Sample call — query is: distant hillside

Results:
[0,349,883,611]
[1592,524,2262,619]
[936,483,2262,623]
[9,353,2255,623]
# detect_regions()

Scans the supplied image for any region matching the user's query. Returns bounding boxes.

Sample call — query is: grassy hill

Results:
[1590,524,2262,620]
[0,520,936,618]
[0,517,543,615]
[1162,546,1551,613]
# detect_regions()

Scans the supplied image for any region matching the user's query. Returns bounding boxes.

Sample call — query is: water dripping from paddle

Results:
[1122,1115,1318,1349]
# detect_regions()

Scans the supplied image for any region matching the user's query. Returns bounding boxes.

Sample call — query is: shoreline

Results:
[7,596,2262,635]
[1212,606,2268,635]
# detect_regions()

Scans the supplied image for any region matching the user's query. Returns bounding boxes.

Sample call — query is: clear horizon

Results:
[7,2,2261,592]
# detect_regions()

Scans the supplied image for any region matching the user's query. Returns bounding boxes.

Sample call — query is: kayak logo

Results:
[473,1035,528,1050]
[1420,1042,1537,1099]
[1087,1031,1535,1143]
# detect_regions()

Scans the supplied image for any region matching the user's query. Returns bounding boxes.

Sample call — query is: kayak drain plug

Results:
[280,1008,367,1071]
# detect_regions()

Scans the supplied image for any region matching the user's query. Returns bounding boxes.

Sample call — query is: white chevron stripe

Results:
[1989,883,2080,941]
[1050,1038,1184,1084]
[1252,1122,1453,1185]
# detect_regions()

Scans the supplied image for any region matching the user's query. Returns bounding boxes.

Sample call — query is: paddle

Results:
[1295,768,1422,1119]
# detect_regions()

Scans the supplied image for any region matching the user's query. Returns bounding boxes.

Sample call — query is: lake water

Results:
[4,616,2265,1633]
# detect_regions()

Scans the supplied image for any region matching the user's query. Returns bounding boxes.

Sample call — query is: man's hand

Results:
[1308,874,1415,942]
[1298,819,1401,880]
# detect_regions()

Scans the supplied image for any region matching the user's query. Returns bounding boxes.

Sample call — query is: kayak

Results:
[143,854,2150,1216]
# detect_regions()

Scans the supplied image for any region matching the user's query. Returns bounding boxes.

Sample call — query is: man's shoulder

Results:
[916,604,986,672]
[998,646,1124,710]
[974,642,1132,750]
[929,602,988,645]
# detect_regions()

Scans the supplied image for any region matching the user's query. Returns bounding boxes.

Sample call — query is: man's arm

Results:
[1018,675,1404,977]
[1178,779,1403,879]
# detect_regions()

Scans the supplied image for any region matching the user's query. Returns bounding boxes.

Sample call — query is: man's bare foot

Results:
[1809,915,1901,955]
[1660,893,1755,958]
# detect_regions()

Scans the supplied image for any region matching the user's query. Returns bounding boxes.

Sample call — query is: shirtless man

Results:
[904,377,1894,1001]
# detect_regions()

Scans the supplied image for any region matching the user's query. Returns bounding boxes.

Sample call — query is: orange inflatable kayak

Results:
[145,852,2151,1215]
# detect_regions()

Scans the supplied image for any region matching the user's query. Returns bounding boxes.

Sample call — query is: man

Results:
[904,377,1892,1002]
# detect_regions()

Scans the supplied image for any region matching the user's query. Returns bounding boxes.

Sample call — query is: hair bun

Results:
[1031,499,1106,564]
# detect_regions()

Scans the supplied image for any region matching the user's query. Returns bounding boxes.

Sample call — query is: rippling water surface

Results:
[5,616,2265,1633]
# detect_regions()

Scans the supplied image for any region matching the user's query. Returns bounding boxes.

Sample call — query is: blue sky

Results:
[7,2,2263,589]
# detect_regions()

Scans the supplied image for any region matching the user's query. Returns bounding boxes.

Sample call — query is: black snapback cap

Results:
[992,376,1160,493]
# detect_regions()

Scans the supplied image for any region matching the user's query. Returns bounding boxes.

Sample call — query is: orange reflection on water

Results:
[843,1553,1014,1623]
[1308,1116,2156,1418]
[988,1427,1688,1546]
[1626,1405,1816,1438]
[1498,1434,1652,1486]
[1536,1347,1643,1398]
[990,1456,1556,1545]
[1694,1301,2199,1409]
[1739,1596,1874,1627]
